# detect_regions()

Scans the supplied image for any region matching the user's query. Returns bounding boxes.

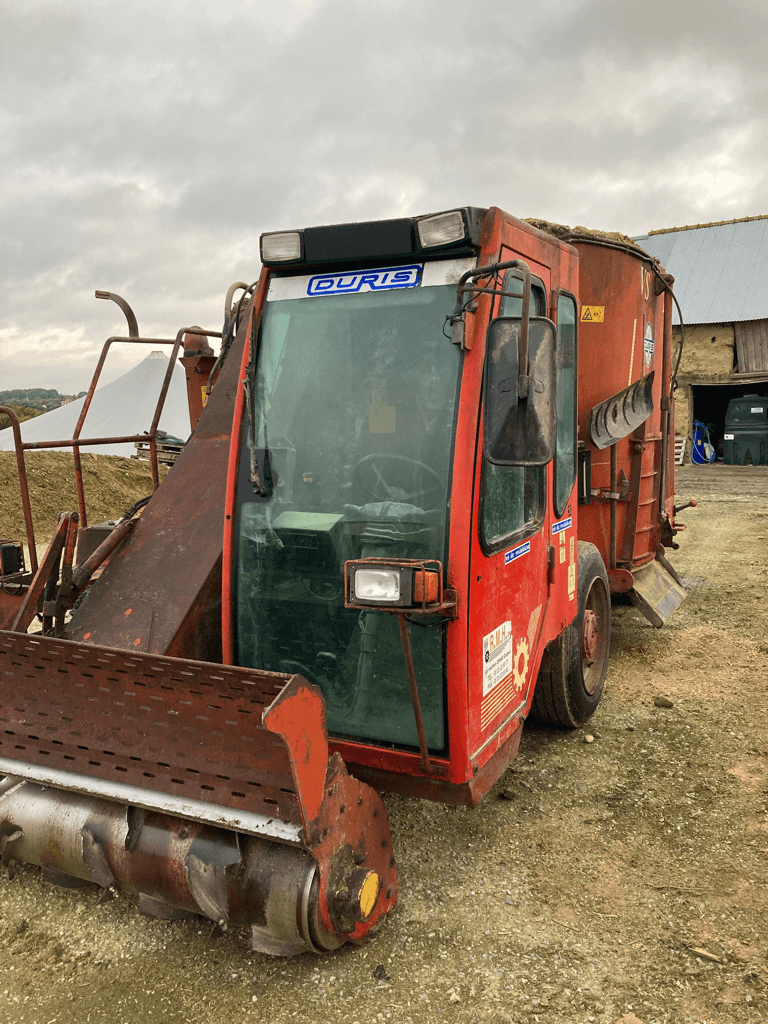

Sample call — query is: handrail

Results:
[0,406,38,574]
[2,305,221,553]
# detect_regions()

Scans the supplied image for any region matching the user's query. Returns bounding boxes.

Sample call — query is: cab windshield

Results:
[234,265,463,753]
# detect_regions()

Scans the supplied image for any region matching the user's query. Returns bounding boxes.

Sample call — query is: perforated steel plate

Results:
[0,631,302,825]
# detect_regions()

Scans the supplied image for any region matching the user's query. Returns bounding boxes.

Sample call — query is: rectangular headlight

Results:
[353,569,401,603]
[347,563,415,607]
[345,560,444,610]
[260,231,303,264]
[417,211,466,249]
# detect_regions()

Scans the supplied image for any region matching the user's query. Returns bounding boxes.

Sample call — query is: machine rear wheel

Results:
[531,542,610,727]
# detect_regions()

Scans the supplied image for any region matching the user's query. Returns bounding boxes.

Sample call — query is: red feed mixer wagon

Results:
[0,205,692,954]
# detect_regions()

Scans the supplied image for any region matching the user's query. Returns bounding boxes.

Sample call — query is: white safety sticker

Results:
[751,407,764,414]
[483,622,513,696]
[644,322,654,367]
[568,563,576,601]
[552,516,572,535]
[724,433,734,440]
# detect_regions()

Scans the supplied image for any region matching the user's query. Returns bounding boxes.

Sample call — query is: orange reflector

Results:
[359,871,380,920]
[413,570,439,604]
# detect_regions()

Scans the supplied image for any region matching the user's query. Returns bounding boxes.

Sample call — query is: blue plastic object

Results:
[691,420,715,465]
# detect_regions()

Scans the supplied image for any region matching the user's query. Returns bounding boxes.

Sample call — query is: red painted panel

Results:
[222,270,269,665]
[575,243,670,571]
[460,214,580,780]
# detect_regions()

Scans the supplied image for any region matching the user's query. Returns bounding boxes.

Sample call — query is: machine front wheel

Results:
[531,541,610,728]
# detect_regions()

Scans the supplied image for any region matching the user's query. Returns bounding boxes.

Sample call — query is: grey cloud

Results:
[2,0,766,390]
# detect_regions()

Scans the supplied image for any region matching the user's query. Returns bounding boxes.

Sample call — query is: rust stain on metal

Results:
[0,630,300,823]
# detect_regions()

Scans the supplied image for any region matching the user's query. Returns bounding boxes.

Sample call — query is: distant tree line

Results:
[0,405,45,430]
[0,388,87,429]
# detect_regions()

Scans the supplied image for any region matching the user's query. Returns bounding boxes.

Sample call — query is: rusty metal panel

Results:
[629,559,686,628]
[64,309,249,660]
[0,630,303,825]
[179,348,219,431]
[575,241,667,572]
[735,319,768,373]
[0,591,25,631]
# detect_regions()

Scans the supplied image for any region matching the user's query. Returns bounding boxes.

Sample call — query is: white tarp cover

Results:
[0,352,191,457]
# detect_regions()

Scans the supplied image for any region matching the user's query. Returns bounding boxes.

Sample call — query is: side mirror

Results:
[484,316,556,466]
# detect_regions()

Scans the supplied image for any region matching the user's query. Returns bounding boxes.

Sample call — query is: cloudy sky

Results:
[2,0,766,392]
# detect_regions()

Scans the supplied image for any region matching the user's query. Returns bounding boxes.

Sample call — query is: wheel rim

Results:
[581,576,610,695]
[581,609,599,663]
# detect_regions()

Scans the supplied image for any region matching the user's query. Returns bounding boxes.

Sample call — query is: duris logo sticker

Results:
[307,265,422,296]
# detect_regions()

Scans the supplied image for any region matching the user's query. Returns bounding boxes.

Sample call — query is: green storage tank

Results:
[723,394,768,466]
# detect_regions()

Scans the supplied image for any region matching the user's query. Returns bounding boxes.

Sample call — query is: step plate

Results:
[0,631,303,827]
[629,559,687,628]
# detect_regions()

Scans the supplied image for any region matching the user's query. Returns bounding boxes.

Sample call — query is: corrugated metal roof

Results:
[634,217,768,325]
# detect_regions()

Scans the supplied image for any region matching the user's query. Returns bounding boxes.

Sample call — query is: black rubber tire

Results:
[531,541,610,728]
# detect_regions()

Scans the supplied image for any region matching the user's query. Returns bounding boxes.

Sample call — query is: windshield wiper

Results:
[243,314,275,498]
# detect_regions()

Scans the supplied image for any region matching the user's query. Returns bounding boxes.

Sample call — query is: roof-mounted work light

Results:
[417,211,466,249]
[260,231,303,264]
[260,207,484,267]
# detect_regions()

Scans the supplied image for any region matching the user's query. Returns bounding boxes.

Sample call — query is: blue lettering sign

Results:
[552,517,572,535]
[307,265,422,297]
[505,540,531,565]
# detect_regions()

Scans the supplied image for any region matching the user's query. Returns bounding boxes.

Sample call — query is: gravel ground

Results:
[0,462,766,1024]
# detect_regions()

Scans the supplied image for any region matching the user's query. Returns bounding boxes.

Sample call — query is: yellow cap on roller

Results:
[358,871,379,919]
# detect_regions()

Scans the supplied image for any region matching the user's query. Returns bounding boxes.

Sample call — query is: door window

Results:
[480,272,547,551]
[554,294,577,516]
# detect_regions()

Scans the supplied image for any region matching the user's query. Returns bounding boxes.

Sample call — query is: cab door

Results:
[466,254,553,760]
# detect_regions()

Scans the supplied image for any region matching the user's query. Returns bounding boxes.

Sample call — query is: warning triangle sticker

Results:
[582,308,592,320]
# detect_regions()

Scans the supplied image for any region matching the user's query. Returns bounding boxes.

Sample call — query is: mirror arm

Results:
[517,266,531,398]
[455,259,533,305]
[452,259,532,353]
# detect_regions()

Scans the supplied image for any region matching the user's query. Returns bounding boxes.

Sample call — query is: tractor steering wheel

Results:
[354,453,443,504]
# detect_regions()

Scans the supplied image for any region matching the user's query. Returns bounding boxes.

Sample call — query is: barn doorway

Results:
[692,382,768,459]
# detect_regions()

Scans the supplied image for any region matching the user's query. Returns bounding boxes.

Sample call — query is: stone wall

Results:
[674,382,693,442]
[673,323,735,377]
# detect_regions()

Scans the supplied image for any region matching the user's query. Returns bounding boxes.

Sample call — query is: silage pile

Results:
[0,451,164,548]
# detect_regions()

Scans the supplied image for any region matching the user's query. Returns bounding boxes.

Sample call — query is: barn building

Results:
[634,216,768,462]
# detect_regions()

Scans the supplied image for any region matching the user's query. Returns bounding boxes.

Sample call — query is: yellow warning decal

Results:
[580,306,605,322]
[201,386,209,408]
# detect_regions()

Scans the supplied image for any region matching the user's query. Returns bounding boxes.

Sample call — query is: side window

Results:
[480,272,547,551]
[499,272,547,319]
[554,294,577,516]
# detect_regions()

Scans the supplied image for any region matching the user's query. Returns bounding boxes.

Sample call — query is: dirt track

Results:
[0,463,767,1024]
